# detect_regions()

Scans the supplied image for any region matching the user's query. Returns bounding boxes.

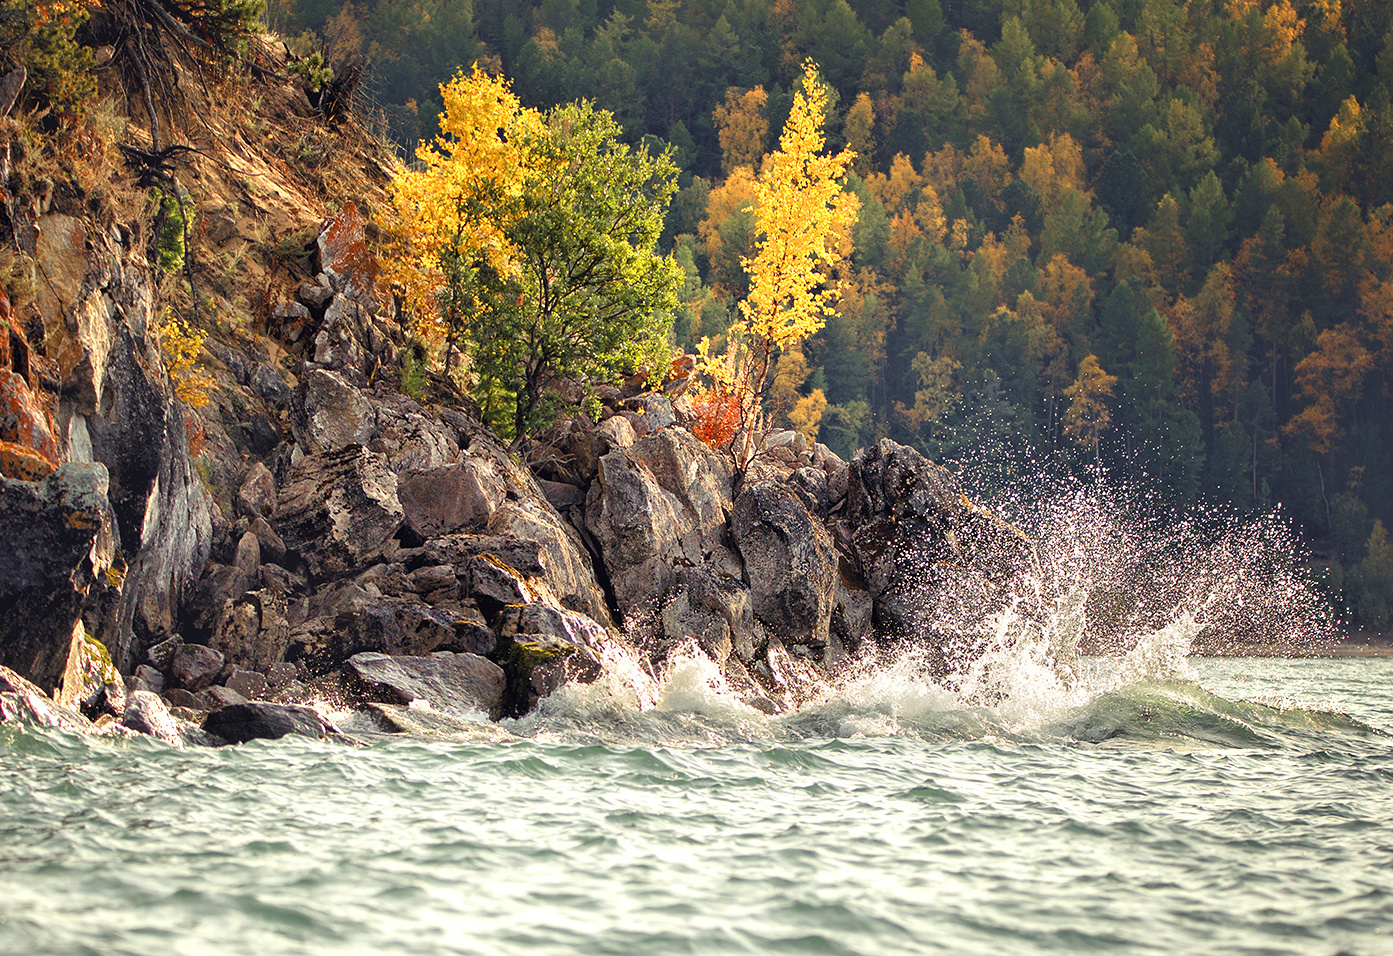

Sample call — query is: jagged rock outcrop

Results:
[732,480,838,652]
[274,445,404,580]
[1,140,1042,746]
[842,438,1040,669]
[585,426,737,623]
[0,464,118,691]
[0,198,212,688]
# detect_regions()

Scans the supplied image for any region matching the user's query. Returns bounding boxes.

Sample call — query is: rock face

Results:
[0,464,118,691]
[732,481,838,651]
[0,204,211,690]
[275,445,404,580]
[842,439,1039,670]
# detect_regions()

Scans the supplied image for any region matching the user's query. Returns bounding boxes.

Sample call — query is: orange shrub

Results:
[690,387,742,450]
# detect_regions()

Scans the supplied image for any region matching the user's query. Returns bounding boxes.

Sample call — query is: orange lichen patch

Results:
[320,202,379,306]
[665,354,695,385]
[65,507,100,530]
[0,439,57,481]
[0,369,60,466]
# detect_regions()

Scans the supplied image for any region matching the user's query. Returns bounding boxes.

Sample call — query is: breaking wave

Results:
[495,474,1365,750]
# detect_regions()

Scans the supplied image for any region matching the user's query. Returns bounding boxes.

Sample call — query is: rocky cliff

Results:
[0,50,1039,744]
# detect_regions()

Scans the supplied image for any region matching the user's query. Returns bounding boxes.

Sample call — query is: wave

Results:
[492,620,1389,752]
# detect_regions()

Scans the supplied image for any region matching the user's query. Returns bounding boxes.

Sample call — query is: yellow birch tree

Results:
[384,66,542,357]
[697,60,858,462]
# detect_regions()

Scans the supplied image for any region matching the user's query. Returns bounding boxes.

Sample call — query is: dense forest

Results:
[265,0,1393,629]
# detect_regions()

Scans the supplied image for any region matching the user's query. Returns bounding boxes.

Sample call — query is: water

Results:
[2,654,1391,956]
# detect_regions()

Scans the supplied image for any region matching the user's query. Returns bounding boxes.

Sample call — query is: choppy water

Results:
[2,652,1391,956]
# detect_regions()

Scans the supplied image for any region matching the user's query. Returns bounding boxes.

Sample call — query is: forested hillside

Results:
[267,0,1392,629]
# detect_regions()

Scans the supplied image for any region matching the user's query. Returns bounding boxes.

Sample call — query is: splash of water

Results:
[477,473,1341,745]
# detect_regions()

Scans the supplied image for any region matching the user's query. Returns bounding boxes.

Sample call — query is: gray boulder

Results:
[585,429,735,624]
[292,368,376,455]
[204,701,331,743]
[496,603,616,716]
[347,651,506,718]
[844,439,1039,659]
[170,643,226,692]
[208,589,290,674]
[487,501,612,626]
[236,462,277,518]
[398,458,505,539]
[660,568,755,663]
[369,391,460,473]
[732,481,838,653]
[120,690,183,746]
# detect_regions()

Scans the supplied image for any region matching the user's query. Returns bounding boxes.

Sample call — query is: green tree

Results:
[471,100,683,438]
[389,74,681,440]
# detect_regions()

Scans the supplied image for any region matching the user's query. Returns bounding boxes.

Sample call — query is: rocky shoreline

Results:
[0,197,1040,747]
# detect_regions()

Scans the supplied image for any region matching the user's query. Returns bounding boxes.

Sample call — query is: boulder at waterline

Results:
[842,438,1040,661]
[347,651,506,718]
[203,701,333,743]
[120,690,184,747]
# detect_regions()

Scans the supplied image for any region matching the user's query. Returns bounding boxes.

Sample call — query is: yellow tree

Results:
[692,64,859,462]
[1063,354,1117,455]
[713,86,770,176]
[384,66,541,361]
[725,61,859,448]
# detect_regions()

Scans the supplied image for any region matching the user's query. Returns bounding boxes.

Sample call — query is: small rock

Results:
[237,462,277,518]
[272,300,311,323]
[233,530,261,578]
[627,394,676,430]
[0,690,93,732]
[148,641,186,671]
[596,416,636,451]
[251,364,291,408]
[226,668,268,700]
[128,664,164,695]
[204,701,330,743]
[467,554,534,608]
[298,278,334,310]
[260,563,304,594]
[170,644,226,692]
[197,685,249,709]
[202,212,237,245]
[162,688,202,710]
[248,516,286,566]
[266,661,299,689]
[537,478,584,511]
[121,690,183,747]
[0,665,43,696]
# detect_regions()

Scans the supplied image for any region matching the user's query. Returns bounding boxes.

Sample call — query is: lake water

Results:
[2,651,1390,956]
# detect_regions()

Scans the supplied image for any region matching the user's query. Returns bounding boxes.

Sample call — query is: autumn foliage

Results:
[693,61,858,459]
